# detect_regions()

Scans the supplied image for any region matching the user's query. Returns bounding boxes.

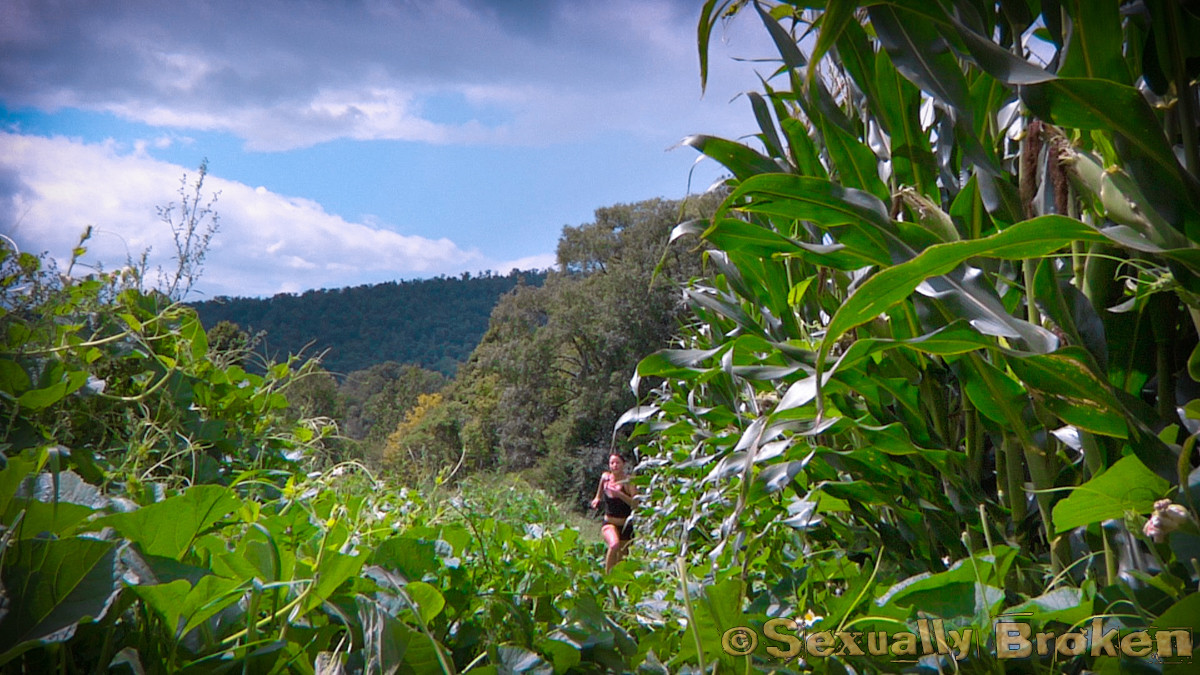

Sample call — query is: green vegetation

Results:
[384,197,717,501]
[0,194,716,673]
[340,361,447,447]
[6,1,1200,673]
[0,241,634,673]
[216,196,721,494]
[192,270,547,377]
[623,0,1200,671]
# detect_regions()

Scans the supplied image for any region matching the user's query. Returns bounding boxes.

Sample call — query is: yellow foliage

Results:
[382,392,443,469]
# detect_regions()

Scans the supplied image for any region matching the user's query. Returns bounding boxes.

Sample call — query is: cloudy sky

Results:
[0,0,774,298]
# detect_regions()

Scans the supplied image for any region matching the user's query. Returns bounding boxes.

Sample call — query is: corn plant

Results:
[629,1,1200,671]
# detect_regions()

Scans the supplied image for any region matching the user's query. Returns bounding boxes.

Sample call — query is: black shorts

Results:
[606,520,635,541]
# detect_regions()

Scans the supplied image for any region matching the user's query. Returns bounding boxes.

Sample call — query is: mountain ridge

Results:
[191,269,548,376]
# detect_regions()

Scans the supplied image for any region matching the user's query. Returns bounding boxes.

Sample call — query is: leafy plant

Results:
[0,237,669,673]
[627,1,1200,671]
[156,158,221,302]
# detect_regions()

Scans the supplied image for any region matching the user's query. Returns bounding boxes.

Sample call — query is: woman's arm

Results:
[590,472,609,509]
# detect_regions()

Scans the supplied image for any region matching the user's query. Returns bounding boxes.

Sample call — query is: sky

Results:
[0,0,776,299]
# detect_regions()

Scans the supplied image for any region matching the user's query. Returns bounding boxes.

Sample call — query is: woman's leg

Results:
[601,523,621,573]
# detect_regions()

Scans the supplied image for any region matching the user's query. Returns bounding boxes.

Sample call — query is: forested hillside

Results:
[191,270,546,376]
[382,196,719,496]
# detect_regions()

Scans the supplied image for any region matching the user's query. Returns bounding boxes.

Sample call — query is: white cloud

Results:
[0,0,775,151]
[0,0,780,297]
[0,132,522,298]
[489,252,558,274]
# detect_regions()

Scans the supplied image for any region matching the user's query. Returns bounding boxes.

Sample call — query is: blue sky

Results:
[0,0,775,298]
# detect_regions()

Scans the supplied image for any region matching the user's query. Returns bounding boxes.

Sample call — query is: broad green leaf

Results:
[357,597,415,674]
[857,423,952,470]
[130,580,189,638]
[822,215,1104,362]
[950,175,993,239]
[96,485,240,561]
[228,526,285,582]
[1051,454,1169,533]
[1006,587,1091,627]
[835,19,879,109]
[1005,348,1128,437]
[180,314,208,362]
[875,49,938,199]
[780,498,821,529]
[4,500,96,540]
[869,4,970,114]
[496,645,552,674]
[787,275,815,308]
[702,218,870,269]
[1032,258,1108,366]
[179,575,242,637]
[16,370,87,410]
[681,135,781,180]
[754,458,811,494]
[2,469,108,539]
[816,115,889,202]
[1156,592,1200,675]
[536,637,582,673]
[721,174,891,229]
[0,456,37,521]
[119,312,142,332]
[968,72,1014,144]
[370,536,440,581]
[1190,342,1200,382]
[686,287,759,334]
[949,13,1056,85]
[808,0,855,89]
[16,470,108,510]
[973,165,1024,224]
[697,577,747,665]
[0,359,29,395]
[302,551,365,613]
[725,249,799,336]
[1021,78,1167,155]
[1057,0,1129,82]
[752,0,806,74]
[830,321,993,377]
[747,92,786,162]
[876,547,1017,611]
[959,356,1028,427]
[779,117,827,179]
[0,537,120,664]
[405,581,446,626]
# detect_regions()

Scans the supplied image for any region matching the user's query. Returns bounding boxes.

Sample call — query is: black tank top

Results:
[604,479,632,518]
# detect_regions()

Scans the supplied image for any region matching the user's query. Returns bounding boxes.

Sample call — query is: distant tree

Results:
[191,271,546,375]
[450,194,719,501]
[284,367,342,422]
[206,320,251,368]
[382,392,468,484]
[338,361,446,461]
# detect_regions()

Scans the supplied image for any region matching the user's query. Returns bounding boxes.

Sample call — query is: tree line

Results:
[205,195,719,503]
[192,269,546,377]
